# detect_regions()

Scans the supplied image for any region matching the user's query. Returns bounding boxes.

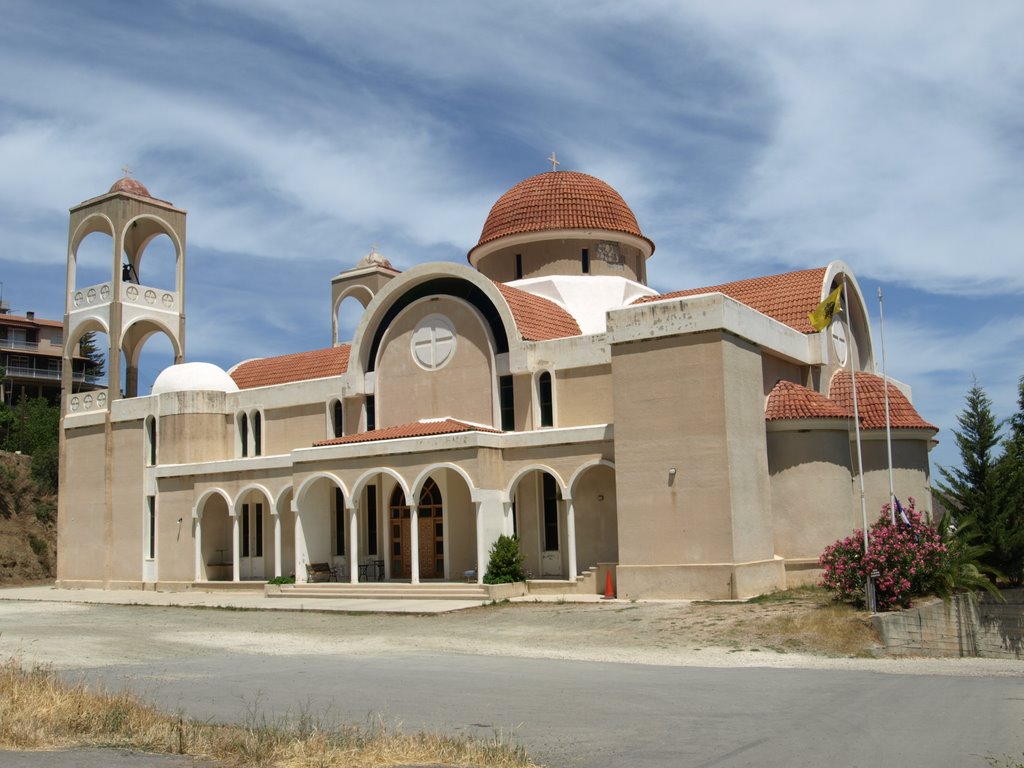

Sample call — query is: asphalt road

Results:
[69,652,1024,768]
[1,598,1022,767]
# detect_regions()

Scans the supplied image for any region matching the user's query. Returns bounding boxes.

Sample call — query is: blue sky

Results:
[2,1,1022,475]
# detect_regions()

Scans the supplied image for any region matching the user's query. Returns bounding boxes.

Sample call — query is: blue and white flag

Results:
[895,497,910,526]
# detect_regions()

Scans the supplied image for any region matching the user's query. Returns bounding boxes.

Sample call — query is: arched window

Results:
[252,411,262,457]
[145,415,157,466]
[237,412,248,458]
[331,399,343,438]
[538,371,553,427]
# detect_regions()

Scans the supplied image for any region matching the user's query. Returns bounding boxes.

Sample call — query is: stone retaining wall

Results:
[872,588,1023,658]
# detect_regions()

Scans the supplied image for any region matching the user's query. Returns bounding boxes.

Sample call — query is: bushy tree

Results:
[483,534,526,584]
[995,376,1024,584]
[935,383,1009,580]
[0,398,60,490]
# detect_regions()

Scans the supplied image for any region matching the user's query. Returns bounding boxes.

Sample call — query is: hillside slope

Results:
[0,451,57,583]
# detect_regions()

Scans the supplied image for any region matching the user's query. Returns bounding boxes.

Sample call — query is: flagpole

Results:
[877,287,896,523]
[843,276,873,611]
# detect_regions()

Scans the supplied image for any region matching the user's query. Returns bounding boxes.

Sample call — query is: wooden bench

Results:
[305,562,338,583]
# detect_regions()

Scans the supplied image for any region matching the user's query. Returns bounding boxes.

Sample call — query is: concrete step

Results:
[192,580,267,592]
[270,583,490,601]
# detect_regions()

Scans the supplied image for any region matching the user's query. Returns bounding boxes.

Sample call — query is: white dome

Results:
[151,362,239,395]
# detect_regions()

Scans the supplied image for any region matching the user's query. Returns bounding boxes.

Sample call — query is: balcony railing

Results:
[3,365,102,384]
[0,338,40,351]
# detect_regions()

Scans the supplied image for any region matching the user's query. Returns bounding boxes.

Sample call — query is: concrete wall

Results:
[872,589,1024,659]
[610,330,784,599]
[477,237,644,284]
[557,364,613,426]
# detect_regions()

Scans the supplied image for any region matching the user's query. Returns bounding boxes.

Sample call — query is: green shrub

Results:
[267,575,295,585]
[483,534,526,584]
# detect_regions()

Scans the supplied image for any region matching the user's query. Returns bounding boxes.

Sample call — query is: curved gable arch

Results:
[822,261,874,371]
[348,264,521,377]
[122,317,183,365]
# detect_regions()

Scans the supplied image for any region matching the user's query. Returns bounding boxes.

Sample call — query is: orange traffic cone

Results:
[602,570,615,599]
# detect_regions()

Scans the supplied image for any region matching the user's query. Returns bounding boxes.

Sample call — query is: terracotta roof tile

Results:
[0,313,64,329]
[231,345,350,389]
[636,267,828,333]
[108,177,152,198]
[493,281,582,341]
[829,370,937,431]
[314,418,501,447]
[470,171,654,260]
[765,380,851,421]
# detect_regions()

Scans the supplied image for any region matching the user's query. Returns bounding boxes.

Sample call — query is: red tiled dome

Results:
[469,171,653,262]
[108,177,152,198]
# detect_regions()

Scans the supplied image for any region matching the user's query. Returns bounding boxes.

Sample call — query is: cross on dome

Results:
[122,164,132,178]
[548,151,560,172]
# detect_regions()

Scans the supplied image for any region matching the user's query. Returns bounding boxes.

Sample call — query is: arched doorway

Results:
[196,491,232,582]
[509,468,565,578]
[389,479,444,580]
[571,463,618,572]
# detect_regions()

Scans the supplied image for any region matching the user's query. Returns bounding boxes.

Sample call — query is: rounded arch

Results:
[350,467,410,506]
[233,483,275,515]
[348,263,523,376]
[120,214,184,292]
[411,462,478,500]
[70,212,115,255]
[122,317,183,362]
[66,316,111,346]
[274,485,294,515]
[294,472,349,508]
[334,284,376,345]
[193,487,234,519]
[568,459,615,496]
[505,464,568,499]
[333,284,375,316]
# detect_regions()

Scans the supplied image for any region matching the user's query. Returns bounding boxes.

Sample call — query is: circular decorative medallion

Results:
[161,293,174,308]
[86,288,97,304]
[97,392,107,408]
[73,291,84,308]
[83,394,94,410]
[100,284,111,301]
[70,396,80,412]
[830,319,849,367]
[144,289,157,305]
[411,314,456,370]
[126,285,139,301]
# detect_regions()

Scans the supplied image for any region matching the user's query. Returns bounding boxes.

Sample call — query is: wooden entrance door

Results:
[389,480,444,579]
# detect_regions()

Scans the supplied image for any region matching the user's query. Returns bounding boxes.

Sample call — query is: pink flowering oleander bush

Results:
[819,498,947,611]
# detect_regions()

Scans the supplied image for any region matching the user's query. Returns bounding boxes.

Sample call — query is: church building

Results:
[56,168,937,599]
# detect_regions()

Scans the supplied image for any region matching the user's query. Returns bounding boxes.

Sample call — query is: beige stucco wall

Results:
[265,401,326,455]
[859,436,934,517]
[572,464,617,571]
[557,365,613,426]
[610,330,783,598]
[375,297,496,428]
[476,238,644,284]
[767,428,857,561]
[57,422,107,583]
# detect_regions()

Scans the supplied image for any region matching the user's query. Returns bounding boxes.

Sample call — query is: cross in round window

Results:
[411,314,456,370]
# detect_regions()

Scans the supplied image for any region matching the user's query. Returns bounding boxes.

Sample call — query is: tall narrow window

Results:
[252,411,262,456]
[366,396,376,431]
[146,496,156,560]
[581,248,590,274]
[254,503,263,557]
[543,474,559,551]
[367,485,378,556]
[146,416,157,466]
[515,253,523,280]
[538,371,553,427]
[334,487,346,556]
[242,503,251,557]
[332,399,343,438]
[499,375,515,431]
[238,413,248,458]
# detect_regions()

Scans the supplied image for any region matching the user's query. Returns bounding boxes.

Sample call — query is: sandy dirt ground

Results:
[0,592,1020,678]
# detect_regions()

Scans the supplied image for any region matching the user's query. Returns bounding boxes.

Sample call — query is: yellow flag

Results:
[808,283,843,331]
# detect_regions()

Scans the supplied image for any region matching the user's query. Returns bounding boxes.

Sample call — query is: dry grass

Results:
[0,658,538,767]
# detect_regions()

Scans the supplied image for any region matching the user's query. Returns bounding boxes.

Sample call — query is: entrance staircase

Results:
[269,582,491,601]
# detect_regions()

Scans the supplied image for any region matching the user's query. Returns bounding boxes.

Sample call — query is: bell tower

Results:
[62,173,186,410]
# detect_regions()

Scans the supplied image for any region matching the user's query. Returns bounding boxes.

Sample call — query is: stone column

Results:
[348,499,359,584]
[564,496,578,581]
[231,512,240,582]
[273,512,282,579]
[409,503,420,585]
[193,512,203,582]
